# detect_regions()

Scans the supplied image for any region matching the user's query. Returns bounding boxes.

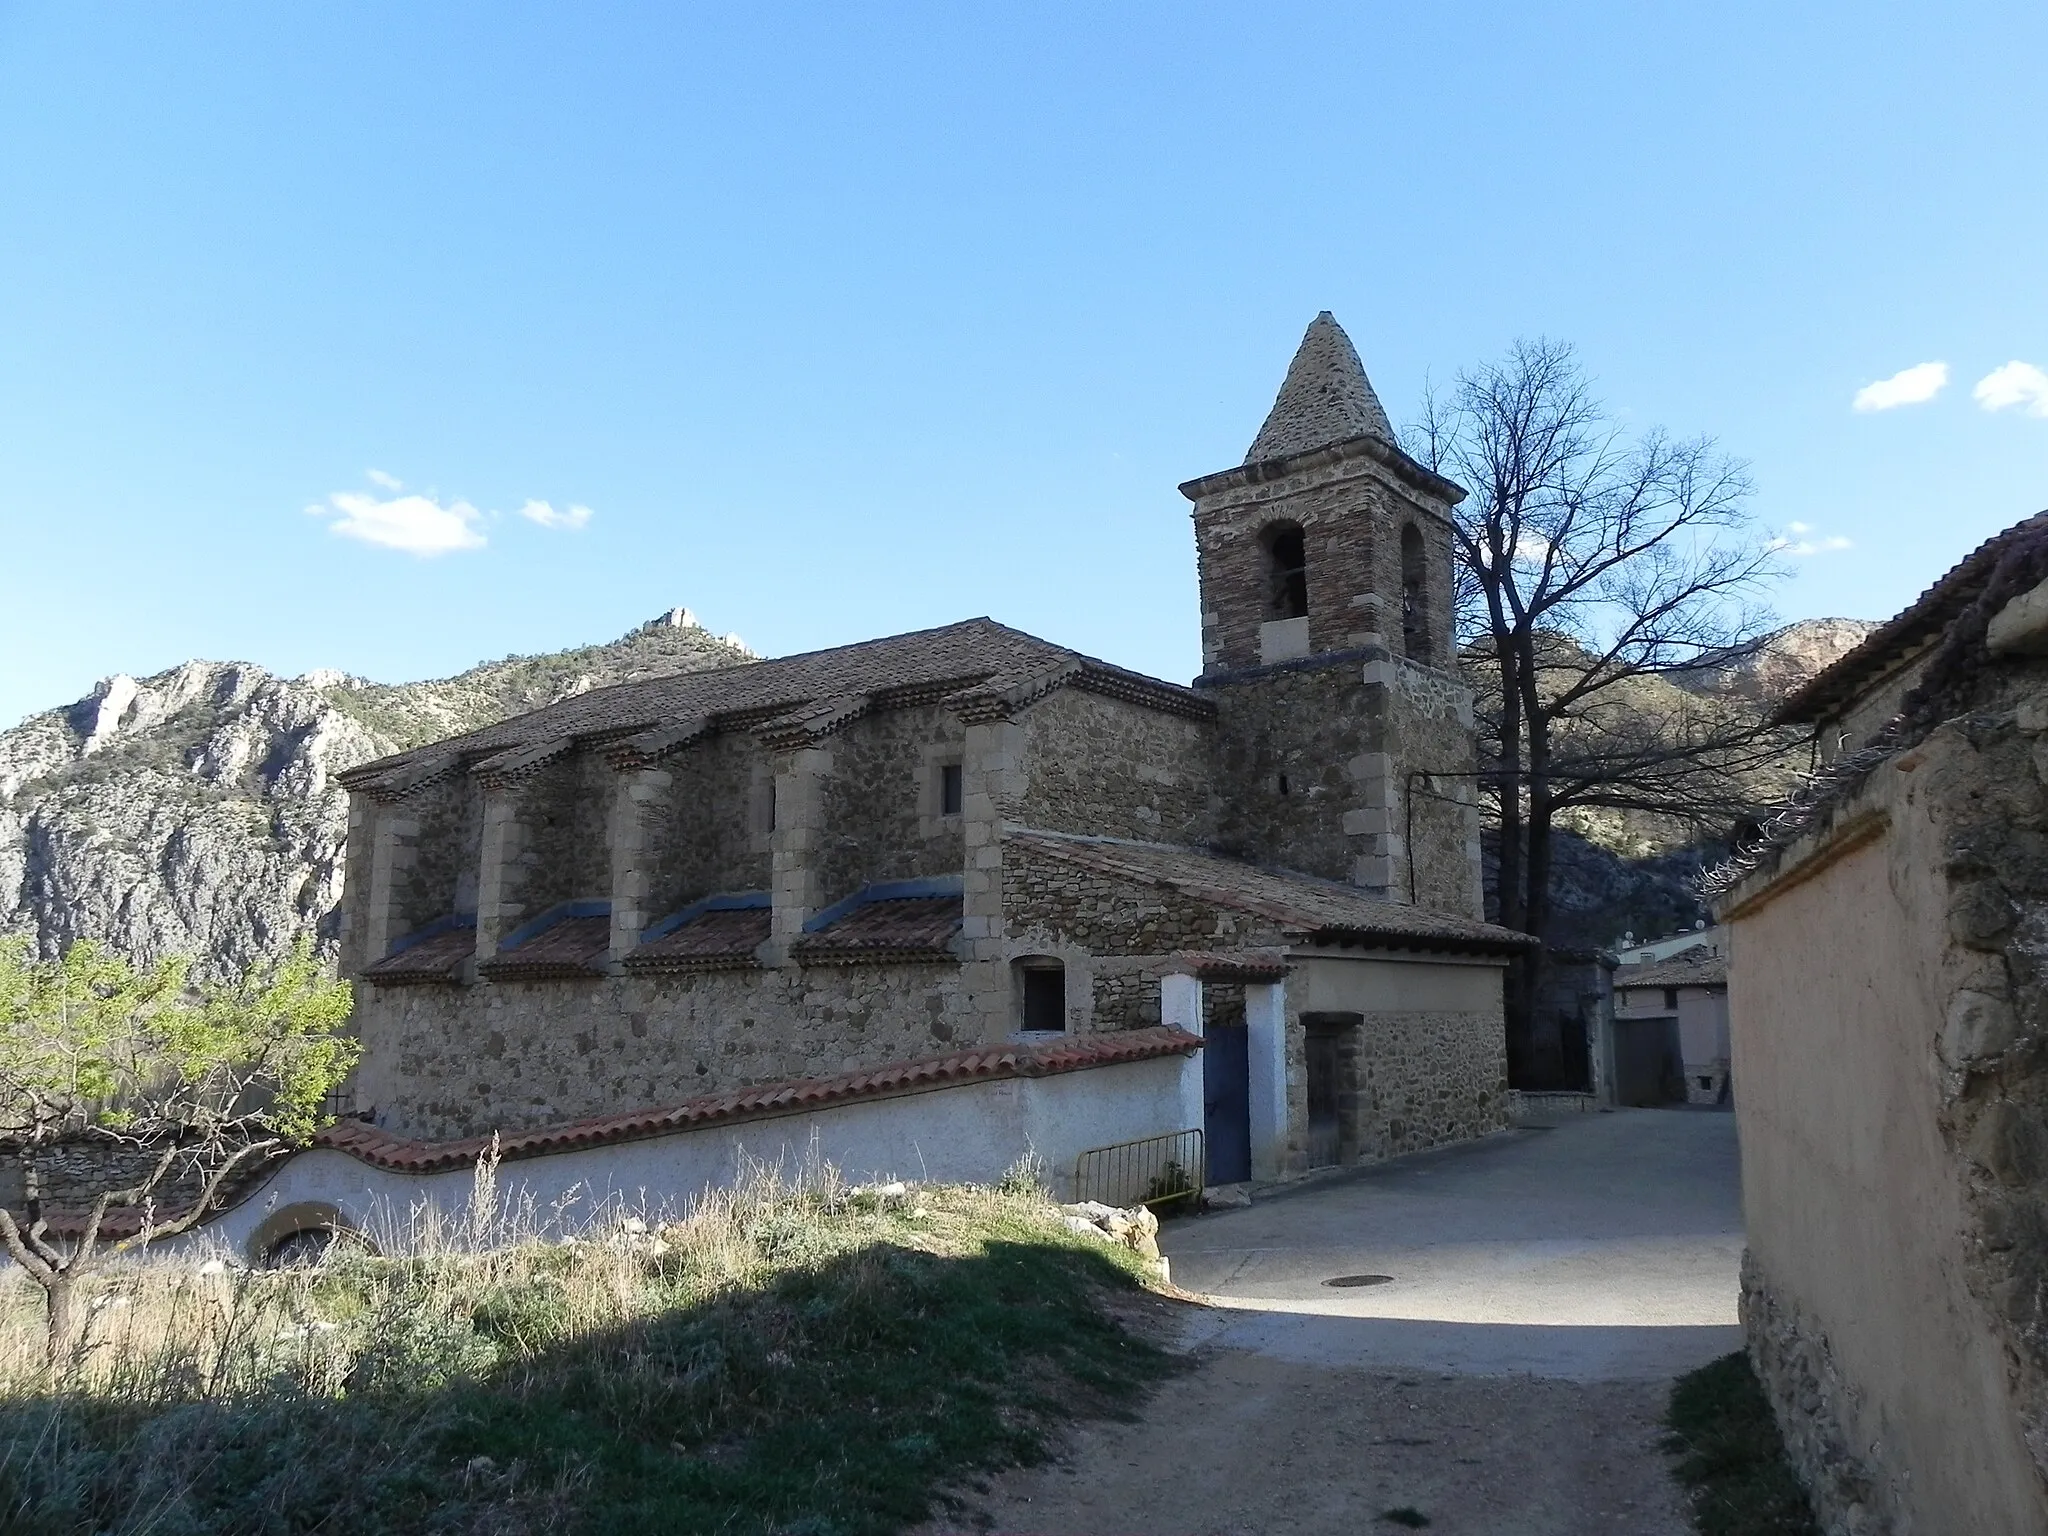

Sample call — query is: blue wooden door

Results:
[1203,1023,1252,1184]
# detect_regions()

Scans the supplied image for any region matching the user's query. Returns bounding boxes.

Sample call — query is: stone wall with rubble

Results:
[1013,689,1210,846]
[513,752,615,910]
[351,961,978,1139]
[1720,672,2048,1533]
[816,704,966,906]
[644,731,771,916]
[1200,650,1480,910]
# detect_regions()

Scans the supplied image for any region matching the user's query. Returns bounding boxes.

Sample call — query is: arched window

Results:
[1401,524,1431,664]
[1014,956,1066,1032]
[1262,522,1309,620]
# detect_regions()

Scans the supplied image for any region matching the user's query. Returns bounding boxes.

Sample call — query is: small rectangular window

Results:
[1663,987,1679,1011]
[940,762,963,817]
[1022,967,1064,1031]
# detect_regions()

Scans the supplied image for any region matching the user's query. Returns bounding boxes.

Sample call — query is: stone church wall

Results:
[816,704,965,906]
[515,752,615,908]
[351,962,979,1140]
[1205,660,1388,882]
[1013,689,1210,846]
[645,732,770,916]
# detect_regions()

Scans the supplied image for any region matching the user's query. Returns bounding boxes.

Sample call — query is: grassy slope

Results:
[0,1183,1173,1536]
[1664,1351,1820,1536]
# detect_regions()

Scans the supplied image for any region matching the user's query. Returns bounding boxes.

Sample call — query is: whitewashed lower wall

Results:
[179,1053,1192,1264]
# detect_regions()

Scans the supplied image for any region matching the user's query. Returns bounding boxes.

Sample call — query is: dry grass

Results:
[0,1163,1171,1535]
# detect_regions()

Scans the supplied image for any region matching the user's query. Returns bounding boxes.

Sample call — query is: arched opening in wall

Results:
[1401,523,1431,664]
[1014,956,1066,1033]
[1261,522,1309,620]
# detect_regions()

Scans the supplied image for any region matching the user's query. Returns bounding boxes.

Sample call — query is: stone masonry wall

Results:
[1206,661,1387,883]
[1014,689,1210,847]
[402,774,482,929]
[1384,659,1485,919]
[1002,839,1283,956]
[517,751,614,910]
[647,731,771,915]
[1352,1007,1507,1157]
[353,962,978,1140]
[1190,449,1456,675]
[817,704,965,907]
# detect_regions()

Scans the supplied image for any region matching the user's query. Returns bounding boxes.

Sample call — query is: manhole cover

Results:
[1323,1273,1395,1288]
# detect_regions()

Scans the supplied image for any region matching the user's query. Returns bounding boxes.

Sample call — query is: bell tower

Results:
[1182,313,1482,915]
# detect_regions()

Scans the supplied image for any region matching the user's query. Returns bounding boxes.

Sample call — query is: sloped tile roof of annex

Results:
[1008,831,1536,956]
[1613,947,1727,990]
[338,617,1211,797]
[1773,509,2048,726]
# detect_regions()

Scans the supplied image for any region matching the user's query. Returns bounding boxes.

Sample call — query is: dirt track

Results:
[924,1111,1738,1535]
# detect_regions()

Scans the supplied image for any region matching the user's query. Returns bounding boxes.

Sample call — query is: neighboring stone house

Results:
[1611,944,1729,1106]
[1711,510,2048,1533]
[326,313,1531,1203]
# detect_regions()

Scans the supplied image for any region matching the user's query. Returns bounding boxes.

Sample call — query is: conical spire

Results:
[1244,312,1394,464]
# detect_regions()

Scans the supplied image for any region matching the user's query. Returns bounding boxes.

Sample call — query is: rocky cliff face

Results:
[0,610,750,979]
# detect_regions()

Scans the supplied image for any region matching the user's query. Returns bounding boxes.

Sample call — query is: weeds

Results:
[0,1169,1171,1535]
[1664,1351,1820,1536]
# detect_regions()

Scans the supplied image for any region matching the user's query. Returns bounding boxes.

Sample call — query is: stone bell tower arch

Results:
[1183,312,1483,916]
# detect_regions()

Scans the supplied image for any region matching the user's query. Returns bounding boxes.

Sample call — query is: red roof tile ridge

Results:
[312,1027,1200,1172]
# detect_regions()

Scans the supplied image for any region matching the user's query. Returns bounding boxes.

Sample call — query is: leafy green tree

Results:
[0,936,357,1367]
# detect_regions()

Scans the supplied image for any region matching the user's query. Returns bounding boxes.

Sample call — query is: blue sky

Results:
[2,2,2043,727]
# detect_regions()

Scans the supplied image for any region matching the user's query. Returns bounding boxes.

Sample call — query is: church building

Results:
[334,313,1530,1191]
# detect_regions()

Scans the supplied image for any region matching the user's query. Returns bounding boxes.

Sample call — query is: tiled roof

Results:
[1774,510,2048,725]
[338,619,1211,798]
[792,894,962,964]
[1165,950,1290,983]
[362,921,475,986]
[313,1026,1202,1173]
[1614,947,1727,990]
[625,905,771,973]
[479,914,611,980]
[1244,311,1396,463]
[1010,831,1536,956]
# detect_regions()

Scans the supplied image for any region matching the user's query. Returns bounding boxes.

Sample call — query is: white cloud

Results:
[1853,361,1949,412]
[1768,528,1854,558]
[366,468,404,492]
[1974,361,2048,418]
[308,486,487,556]
[516,499,594,531]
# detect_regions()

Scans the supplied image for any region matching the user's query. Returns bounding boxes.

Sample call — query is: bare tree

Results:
[0,936,357,1369]
[1412,339,1786,1035]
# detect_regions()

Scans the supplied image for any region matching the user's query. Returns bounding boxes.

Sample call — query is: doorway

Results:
[1203,986,1252,1184]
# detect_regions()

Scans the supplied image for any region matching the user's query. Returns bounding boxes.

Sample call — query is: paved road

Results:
[1166,1107,1744,1381]
[932,1109,1743,1535]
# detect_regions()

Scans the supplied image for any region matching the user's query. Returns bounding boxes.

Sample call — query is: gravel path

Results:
[925,1110,1740,1535]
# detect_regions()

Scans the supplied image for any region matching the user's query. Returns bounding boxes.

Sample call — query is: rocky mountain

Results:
[1673,617,1876,705]
[0,610,751,979]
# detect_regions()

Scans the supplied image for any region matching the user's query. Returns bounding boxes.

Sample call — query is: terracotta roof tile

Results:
[480,914,611,980]
[1774,510,2048,725]
[363,922,475,986]
[1614,947,1727,990]
[1011,831,1535,955]
[315,1026,1202,1173]
[339,619,1211,797]
[1166,950,1290,983]
[625,905,771,972]
[793,895,962,964]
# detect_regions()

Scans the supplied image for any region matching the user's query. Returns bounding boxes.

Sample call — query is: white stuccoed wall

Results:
[168,1053,1194,1265]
